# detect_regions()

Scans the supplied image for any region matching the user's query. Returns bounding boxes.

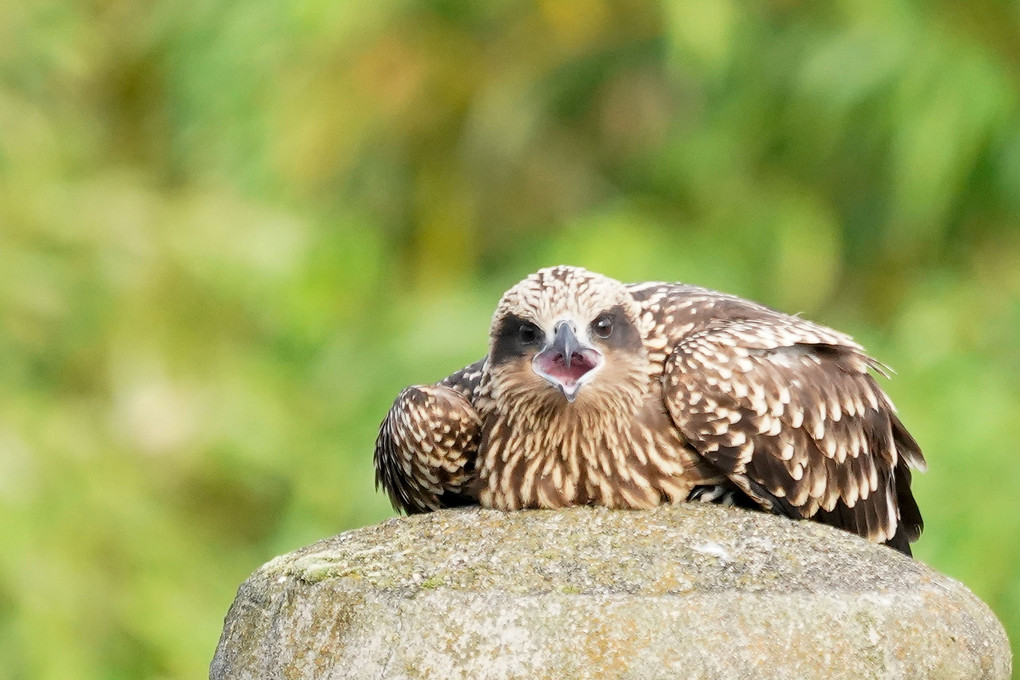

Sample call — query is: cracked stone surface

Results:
[210,504,1011,680]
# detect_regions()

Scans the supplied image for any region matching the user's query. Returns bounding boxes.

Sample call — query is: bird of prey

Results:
[375,266,925,555]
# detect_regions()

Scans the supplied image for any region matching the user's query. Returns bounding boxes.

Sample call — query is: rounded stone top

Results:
[212,505,1012,680]
[264,504,922,594]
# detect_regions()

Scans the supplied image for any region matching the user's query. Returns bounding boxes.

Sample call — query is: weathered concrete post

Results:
[210,504,1011,679]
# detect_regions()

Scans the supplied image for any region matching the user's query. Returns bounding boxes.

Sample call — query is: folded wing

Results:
[662,315,925,554]
[374,362,485,514]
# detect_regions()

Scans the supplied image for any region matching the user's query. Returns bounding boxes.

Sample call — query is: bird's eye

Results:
[518,324,539,345]
[592,314,614,339]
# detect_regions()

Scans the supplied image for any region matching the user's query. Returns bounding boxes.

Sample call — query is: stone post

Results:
[210,504,1011,679]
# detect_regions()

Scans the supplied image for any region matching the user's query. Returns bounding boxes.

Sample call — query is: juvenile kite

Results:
[374,266,925,554]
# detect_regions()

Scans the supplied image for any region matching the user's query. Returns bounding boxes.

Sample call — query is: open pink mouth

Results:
[534,348,602,388]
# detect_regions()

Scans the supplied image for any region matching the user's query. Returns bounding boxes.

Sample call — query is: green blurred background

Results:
[2,0,1018,677]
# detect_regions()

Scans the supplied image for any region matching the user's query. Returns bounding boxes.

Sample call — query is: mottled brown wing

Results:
[374,361,485,514]
[662,317,925,553]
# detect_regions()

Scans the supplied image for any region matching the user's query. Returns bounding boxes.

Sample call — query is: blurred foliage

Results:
[1,0,1018,677]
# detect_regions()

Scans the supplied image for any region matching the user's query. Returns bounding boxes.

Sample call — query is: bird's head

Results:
[486,266,650,414]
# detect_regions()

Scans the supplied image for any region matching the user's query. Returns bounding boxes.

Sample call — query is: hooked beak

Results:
[532,322,603,403]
